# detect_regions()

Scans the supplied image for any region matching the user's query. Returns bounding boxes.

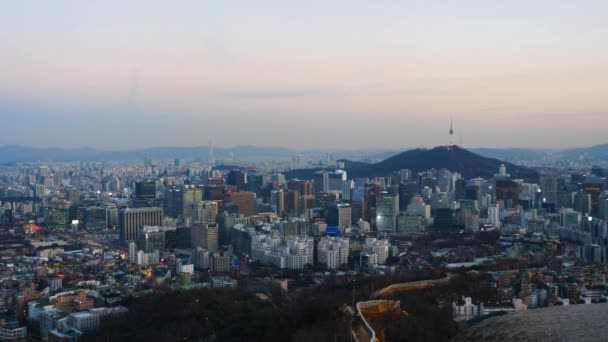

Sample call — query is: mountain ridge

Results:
[349,145,539,181]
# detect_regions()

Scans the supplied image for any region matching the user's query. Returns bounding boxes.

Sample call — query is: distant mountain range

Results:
[0,143,607,165]
[470,144,608,163]
[0,145,300,164]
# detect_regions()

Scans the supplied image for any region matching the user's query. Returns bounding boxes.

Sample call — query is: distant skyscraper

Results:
[228,192,256,217]
[227,170,246,191]
[488,204,500,228]
[135,181,156,200]
[376,192,399,232]
[138,226,166,253]
[119,207,164,243]
[208,140,216,165]
[191,223,219,252]
[128,242,137,263]
[313,171,329,194]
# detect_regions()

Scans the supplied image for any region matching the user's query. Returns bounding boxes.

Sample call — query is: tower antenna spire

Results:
[449,117,454,146]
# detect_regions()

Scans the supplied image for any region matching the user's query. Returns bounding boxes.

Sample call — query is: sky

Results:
[1,1,607,150]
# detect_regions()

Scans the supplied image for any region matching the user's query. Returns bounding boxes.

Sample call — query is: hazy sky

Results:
[1,1,607,150]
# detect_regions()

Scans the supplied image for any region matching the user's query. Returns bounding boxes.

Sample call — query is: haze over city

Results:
[1,1,608,150]
[4,2,608,342]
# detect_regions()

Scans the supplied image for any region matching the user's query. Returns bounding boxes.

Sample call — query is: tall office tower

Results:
[207,140,216,165]
[227,170,246,191]
[191,223,219,252]
[135,181,157,200]
[192,247,210,270]
[287,179,313,196]
[351,187,366,222]
[176,226,191,248]
[128,242,137,263]
[313,171,329,194]
[400,169,412,184]
[574,192,592,215]
[341,180,353,200]
[138,226,166,253]
[183,186,203,219]
[582,176,605,217]
[37,165,49,176]
[327,203,352,227]
[190,200,219,224]
[162,185,203,219]
[437,169,453,193]
[119,207,164,243]
[34,184,46,198]
[328,170,347,191]
[246,172,264,194]
[454,179,467,201]
[539,175,558,206]
[376,192,399,232]
[269,173,286,185]
[227,191,256,217]
[488,204,501,228]
[283,190,300,215]
[494,179,520,209]
[271,190,285,215]
[599,195,608,220]
[164,185,184,218]
[68,189,80,204]
[104,203,119,227]
[204,185,224,201]
[300,195,316,214]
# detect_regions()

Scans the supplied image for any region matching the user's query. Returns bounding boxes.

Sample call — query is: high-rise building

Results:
[341,180,353,200]
[313,171,329,194]
[227,170,246,191]
[488,204,500,228]
[283,190,300,215]
[176,226,191,248]
[104,203,119,227]
[599,196,608,220]
[135,181,156,200]
[574,192,592,215]
[433,208,456,232]
[376,192,399,232]
[271,190,285,215]
[164,185,203,219]
[128,242,137,263]
[227,192,256,217]
[287,179,313,196]
[246,172,264,193]
[539,175,558,206]
[192,247,210,270]
[327,203,352,227]
[190,200,219,224]
[164,185,184,218]
[68,189,80,204]
[138,226,166,253]
[191,223,219,252]
[119,207,164,243]
[328,171,347,191]
[582,176,605,217]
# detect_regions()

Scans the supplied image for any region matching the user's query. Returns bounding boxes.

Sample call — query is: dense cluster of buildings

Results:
[1,140,608,339]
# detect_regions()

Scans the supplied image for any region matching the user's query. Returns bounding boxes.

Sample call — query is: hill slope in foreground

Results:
[452,303,608,342]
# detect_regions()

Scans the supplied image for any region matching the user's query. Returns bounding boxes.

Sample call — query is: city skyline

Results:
[1,1,608,149]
